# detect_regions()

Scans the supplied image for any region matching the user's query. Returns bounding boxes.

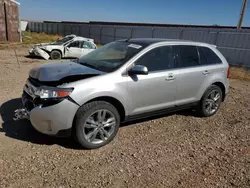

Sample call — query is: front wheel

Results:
[74,101,120,149]
[198,85,223,117]
[50,50,62,60]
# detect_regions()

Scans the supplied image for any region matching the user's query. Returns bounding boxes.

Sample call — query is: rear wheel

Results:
[198,85,222,117]
[74,101,120,149]
[50,50,62,60]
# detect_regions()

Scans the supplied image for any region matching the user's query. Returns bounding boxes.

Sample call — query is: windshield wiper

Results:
[94,64,111,72]
[79,62,101,70]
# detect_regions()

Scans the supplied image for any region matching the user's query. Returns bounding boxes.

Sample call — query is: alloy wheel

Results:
[205,90,221,114]
[83,109,116,144]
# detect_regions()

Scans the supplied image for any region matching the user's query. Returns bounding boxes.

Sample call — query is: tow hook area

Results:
[13,108,29,121]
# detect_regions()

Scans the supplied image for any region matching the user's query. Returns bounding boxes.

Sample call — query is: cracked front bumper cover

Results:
[29,99,79,136]
[22,89,79,136]
[29,47,50,60]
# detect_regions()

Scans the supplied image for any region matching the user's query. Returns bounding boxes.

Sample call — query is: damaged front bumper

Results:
[18,80,79,137]
[28,97,78,136]
[29,46,50,60]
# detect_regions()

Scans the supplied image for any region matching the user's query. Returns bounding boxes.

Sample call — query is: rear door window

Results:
[172,45,200,68]
[198,47,222,65]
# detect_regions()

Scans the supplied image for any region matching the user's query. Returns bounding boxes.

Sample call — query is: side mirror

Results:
[128,65,148,75]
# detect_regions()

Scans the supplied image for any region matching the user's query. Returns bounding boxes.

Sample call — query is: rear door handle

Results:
[165,73,175,81]
[202,70,210,75]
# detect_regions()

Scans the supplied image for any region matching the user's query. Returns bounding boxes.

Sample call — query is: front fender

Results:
[68,77,128,115]
[79,91,126,107]
[45,46,64,54]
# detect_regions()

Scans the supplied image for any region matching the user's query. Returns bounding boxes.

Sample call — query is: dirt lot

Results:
[0,46,250,188]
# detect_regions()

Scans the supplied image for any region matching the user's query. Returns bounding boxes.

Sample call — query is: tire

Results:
[50,50,62,60]
[198,85,223,117]
[73,101,120,149]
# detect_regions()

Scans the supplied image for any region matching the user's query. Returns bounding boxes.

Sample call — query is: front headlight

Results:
[39,46,47,50]
[34,87,74,99]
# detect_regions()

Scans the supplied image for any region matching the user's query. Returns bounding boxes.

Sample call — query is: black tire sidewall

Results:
[200,85,223,117]
[74,101,120,149]
[51,50,62,60]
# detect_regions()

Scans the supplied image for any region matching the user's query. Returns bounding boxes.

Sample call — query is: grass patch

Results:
[0,31,62,50]
[22,31,62,44]
[96,44,102,48]
[0,31,102,50]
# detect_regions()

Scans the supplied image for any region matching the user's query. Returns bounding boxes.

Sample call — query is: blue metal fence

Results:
[26,21,250,67]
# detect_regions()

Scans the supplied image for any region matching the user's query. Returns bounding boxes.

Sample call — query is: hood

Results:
[35,42,61,47]
[35,42,52,46]
[29,61,104,82]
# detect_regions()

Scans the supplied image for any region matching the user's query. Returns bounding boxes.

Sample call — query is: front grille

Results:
[22,91,35,112]
[23,80,64,109]
[24,78,64,109]
[28,77,58,87]
[28,77,42,87]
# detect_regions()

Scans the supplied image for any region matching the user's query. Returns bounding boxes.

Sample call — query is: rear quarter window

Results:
[83,41,95,49]
[198,47,222,65]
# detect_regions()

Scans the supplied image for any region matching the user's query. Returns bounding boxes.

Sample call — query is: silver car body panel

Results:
[67,41,229,114]
[24,39,229,135]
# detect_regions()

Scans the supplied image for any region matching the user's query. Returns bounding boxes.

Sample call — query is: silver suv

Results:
[22,39,230,148]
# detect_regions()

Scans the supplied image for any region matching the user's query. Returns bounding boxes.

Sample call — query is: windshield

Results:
[77,41,146,72]
[54,36,74,45]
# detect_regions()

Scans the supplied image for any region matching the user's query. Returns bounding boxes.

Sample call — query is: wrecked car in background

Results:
[29,35,97,60]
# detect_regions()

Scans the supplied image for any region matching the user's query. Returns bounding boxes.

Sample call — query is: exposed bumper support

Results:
[13,108,29,121]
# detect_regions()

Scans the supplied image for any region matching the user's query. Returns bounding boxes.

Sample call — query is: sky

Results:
[18,0,250,26]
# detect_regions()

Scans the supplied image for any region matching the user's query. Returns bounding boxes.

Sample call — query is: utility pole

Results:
[237,0,248,29]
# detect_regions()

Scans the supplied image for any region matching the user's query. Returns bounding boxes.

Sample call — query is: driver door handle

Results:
[165,73,175,81]
[202,70,210,75]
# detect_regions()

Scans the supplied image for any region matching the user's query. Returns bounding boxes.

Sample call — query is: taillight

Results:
[227,67,230,78]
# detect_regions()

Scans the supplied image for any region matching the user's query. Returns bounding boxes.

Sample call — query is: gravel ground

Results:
[0,47,250,188]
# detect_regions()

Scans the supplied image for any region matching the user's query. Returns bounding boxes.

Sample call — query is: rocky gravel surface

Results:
[0,47,250,188]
